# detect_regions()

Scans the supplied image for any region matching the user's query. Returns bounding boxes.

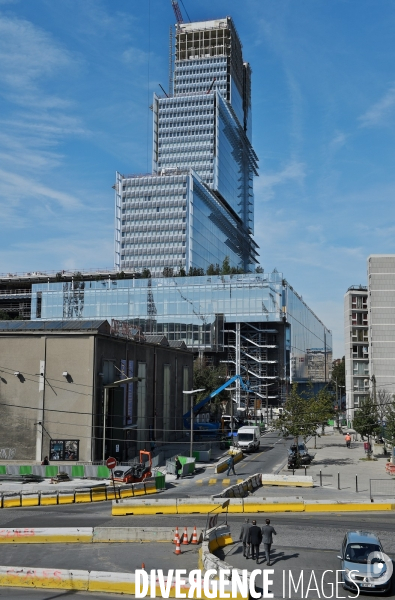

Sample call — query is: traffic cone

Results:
[191,526,198,544]
[174,536,181,555]
[182,527,189,545]
[141,563,145,570]
[173,527,179,544]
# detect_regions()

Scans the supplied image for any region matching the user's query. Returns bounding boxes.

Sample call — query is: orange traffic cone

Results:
[173,526,179,544]
[174,536,181,555]
[182,527,189,545]
[191,526,198,544]
[141,563,145,570]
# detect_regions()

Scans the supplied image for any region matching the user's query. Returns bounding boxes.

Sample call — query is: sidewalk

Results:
[272,428,395,500]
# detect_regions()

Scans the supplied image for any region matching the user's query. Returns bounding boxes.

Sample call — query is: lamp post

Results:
[103,376,141,463]
[183,389,205,458]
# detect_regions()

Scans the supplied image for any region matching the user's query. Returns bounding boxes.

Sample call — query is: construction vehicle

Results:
[112,450,152,484]
[182,374,250,439]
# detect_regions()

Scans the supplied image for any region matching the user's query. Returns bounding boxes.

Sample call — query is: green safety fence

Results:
[19,466,32,475]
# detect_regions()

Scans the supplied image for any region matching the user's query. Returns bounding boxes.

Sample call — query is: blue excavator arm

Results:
[183,374,249,430]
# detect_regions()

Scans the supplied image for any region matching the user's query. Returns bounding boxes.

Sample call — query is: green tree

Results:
[193,359,229,419]
[385,401,395,446]
[0,310,11,320]
[331,357,345,388]
[206,263,220,275]
[353,396,381,457]
[275,384,319,444]
[255,266,264,273]
[220,256,232,275]
[314,388,336,435]
[162,267,174,278]
[141,268,151,279]
[188,267,205,276]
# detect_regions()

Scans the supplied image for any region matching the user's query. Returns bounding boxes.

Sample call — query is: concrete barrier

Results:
[144,480,157,495]
[39,492,58,506]
[89,571,135,595]
[0,566,89,590]
[21,493,39,507]
[2,493,21,508]
[304,499,395,512]
[75,489,92,504]
[112,498,177,516]
[261,473,314,487]
[58,491,75,505]
[131,482,146,496]
[243,496,304,513]
[215,450,243,474]
[0,528,93,544]
[93,526,204,543]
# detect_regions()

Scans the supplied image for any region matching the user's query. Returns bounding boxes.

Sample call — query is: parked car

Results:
[337,531,392,594]
[287,442,312,468]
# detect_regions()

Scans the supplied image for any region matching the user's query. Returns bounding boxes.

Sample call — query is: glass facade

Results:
[115,16,258,276]
[31,272,332,402]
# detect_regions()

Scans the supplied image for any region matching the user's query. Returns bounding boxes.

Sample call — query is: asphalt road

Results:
[165,431,289,498]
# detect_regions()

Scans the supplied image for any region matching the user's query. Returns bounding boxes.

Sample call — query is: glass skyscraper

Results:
[115,17,258,276]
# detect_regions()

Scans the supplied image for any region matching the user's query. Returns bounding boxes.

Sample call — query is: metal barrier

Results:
[369,479,395,500]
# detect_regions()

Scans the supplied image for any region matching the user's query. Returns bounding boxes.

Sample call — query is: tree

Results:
[385,401,395,446]
[162,267,174,278]
[141,268,151,279]
[221,256,232,275]
[314,388,336,435]
[193,359,229,419]
[376,389,393,453]
[0,310,11,320]
[275,384,319,444]
[331,357,345,388]
[188,267,205,276]
[353,397,381,457]
[206,263,220,275]
[255,266,264,274]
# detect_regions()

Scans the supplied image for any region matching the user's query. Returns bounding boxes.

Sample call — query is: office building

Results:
[115,17,258,276]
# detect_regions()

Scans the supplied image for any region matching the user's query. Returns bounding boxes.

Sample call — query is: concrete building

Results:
[344,285,369,422]
[368,255,395,397]
[115,17,258,276]
[0,320,193,462]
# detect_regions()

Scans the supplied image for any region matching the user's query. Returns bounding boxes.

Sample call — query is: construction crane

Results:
[171,0,183,24]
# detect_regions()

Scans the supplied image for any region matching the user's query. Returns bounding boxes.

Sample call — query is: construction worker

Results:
[345,432,351,448]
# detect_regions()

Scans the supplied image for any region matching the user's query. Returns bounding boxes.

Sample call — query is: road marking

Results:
[249,450,265,461]
[237,479,243,484]
[208,479,217,485]
[222,479,230,485]
[196,479,203,485]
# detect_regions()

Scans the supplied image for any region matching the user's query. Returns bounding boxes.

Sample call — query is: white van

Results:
[236,425,260,452]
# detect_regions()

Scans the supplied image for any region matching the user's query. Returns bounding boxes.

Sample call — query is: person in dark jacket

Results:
[175,456,182,480]
[42,456,49,465]
[261,518,277,565]
[247,520,262,563]
[239,518,252,558]
[226,454,236,476]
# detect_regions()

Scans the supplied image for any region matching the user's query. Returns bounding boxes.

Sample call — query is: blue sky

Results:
[1,0,395,357]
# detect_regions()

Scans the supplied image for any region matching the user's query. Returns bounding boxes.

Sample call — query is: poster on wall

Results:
[49,440,79,461]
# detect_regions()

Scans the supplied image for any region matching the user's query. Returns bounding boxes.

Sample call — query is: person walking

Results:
[239,518,252,558]
[261,518,277,566]
[247,520,262,564]
[226,454,236,476]
[345,433,351,449]
[175,456,182,480]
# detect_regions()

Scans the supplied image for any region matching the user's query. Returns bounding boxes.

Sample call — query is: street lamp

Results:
[183,388,205,458]
[103,376,141,463]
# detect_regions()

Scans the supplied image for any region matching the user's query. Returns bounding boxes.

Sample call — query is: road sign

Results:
[106,456,116,470]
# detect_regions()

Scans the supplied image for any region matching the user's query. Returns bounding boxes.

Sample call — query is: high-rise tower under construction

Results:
[115,17,259,275]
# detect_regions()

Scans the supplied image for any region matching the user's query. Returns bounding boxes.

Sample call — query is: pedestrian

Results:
[261,518,276,566]
[345,433,351,448]
[239,518,252,558]
[247,520,262,564]
[175,456,182,480]
[226,454,236,476]
[42,456,49,465]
